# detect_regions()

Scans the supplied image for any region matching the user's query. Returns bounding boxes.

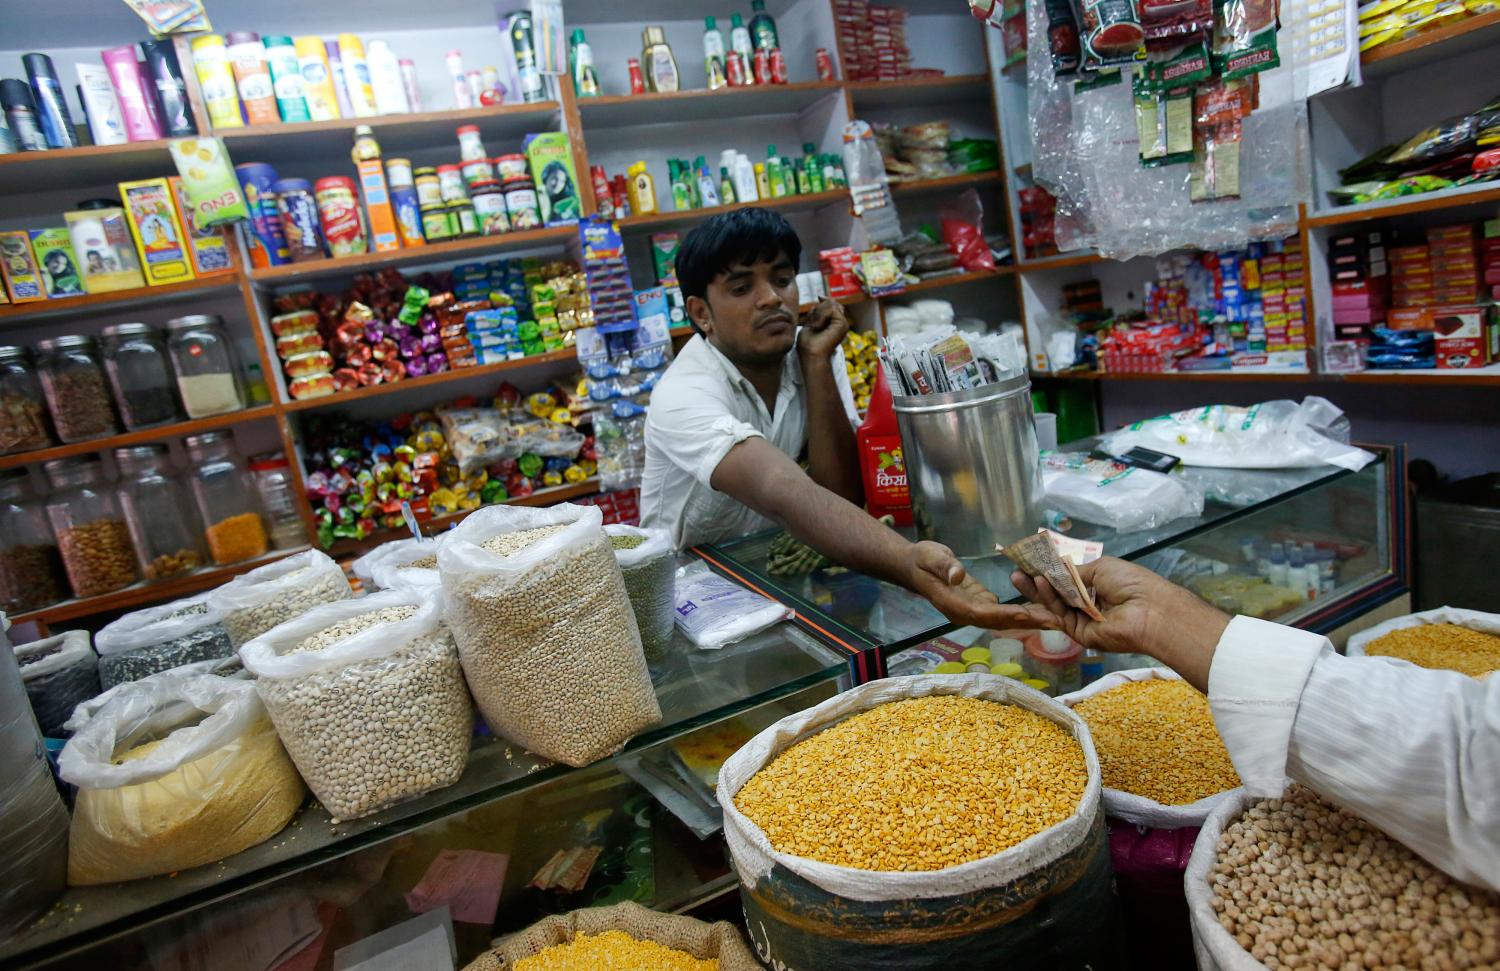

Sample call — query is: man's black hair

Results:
[674,207,802,303]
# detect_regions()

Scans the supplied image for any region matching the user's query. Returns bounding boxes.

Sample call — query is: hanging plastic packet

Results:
[1212,0,1280,79]
[1045,0,1084,74]
[1141,0,1215,49]
[1073,0,1147,70]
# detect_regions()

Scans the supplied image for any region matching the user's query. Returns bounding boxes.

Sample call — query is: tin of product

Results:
[272,178,323,262]
[413,167,442,207]
[495,153,529,182]
[504,181,542,230]
[461,157,496,187]
[385,157,414,187]
[469,179,511,235]
[23,53,80,148]
[1,79,47,151]
[314,176,367,258]
[420,204,454,241]
[770,48,788,84]
[447,200,478,238]
[390,184,425,247]
[234,162,290,266]
[436,165,467,202]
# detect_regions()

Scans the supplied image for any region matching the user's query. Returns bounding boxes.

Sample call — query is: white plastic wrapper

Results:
[208,550,354,648]
[1057,668,1241,827]
[673,562,793,651]
[64,654,247,735]
[93,593,235,688]
[1099,398,1374,471]
[353,535,444,592]
[1041,453,1204,532]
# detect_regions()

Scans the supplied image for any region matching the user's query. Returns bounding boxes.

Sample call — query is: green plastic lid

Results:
[571,28,586,42]
[263,35,294,47]
[752,0,766,10]
[731,12,745,26]
[706,15,717,28]
[767,144,777,157]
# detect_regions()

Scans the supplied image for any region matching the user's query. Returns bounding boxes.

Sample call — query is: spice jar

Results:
[44,456,138,598]
[249,454,309,550]
[99,323,182,430]
[0,345,54,454]
[504,177,542,230]
[470,179,511,235]
[0,469,67,613]
[165,314,245,418]
[446,199,478,238]
[115,444,206,581]
[185,431,268,565]
[35,335,119,443]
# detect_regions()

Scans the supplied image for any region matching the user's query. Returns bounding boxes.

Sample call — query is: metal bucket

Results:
[892,374,1044,556]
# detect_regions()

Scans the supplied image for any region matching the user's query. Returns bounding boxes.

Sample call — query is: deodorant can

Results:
[139,40,197,136]
[22,54,79,148]
[0,79,48,151]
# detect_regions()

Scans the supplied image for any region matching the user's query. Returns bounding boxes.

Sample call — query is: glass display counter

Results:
[4,445,1405,971]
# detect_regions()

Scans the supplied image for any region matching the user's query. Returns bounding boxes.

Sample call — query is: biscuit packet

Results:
[167,137,249,230]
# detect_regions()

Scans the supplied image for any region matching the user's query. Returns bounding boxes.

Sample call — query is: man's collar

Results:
[697,331,803,398]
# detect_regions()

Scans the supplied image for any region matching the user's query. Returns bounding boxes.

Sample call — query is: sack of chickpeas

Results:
[1346,606,1500,679]
[351,535,444,592]
[58,673,305,885]
[603,524,676,662]
[94,593,236,689]
[718,674,1121,971]
[461,901,761,970]
[1058,667,1243,827]
[239,588,473,823]
[209,550,353,648]
[1186,784,1500,970]
[438,503,661,767]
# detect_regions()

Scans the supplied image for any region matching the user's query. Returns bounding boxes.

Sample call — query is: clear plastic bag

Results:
[352,535,444,592]
[673,562,793,651]
[1099,398,1375,470]
[15,630,100,738]
[64,653,247,736]
[605,525,677,662]
[239,590,472,821]
[439,503,660,766]
[57,674,305,884]
[1041,453,1205,532]
[208,549,353,648]
[93,593,234,689]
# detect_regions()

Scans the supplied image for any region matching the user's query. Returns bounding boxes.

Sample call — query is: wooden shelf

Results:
[0,276,239,325]
[845,74,992,110]
[247,226,576,285]
[215,102,561,159]
[887,266,1016,299]
[1305,183,1500,228]
[0,405,279,472]
[1044,369,1316,382]
[280,348,580,413]
[616,189,847,232]
[10,546,309,627]
[577,82,844,129]
[889,171,1003,195]
[0,137,184,195]
[1017,250,1107,271]
[1361,11,1500,78]
[1340,368,1500,386]
[329,478,602,559]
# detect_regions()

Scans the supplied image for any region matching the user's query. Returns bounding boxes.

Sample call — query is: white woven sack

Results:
[1057,667,1242,828]
[1185,790,1266,971]
[717,674,1102,903]
[1346,606,1500,666]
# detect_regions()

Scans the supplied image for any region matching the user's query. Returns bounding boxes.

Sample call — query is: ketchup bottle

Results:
[856,363,912,526]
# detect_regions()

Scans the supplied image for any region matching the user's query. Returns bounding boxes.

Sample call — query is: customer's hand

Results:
[797,298,850,361]
[1010,556,1230,690]
[908,541,1052,631]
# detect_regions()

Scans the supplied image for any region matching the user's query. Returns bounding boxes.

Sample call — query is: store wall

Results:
[1096,382,1500,481]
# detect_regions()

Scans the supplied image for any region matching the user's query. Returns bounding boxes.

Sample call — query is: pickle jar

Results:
[35,335,120,443]
[100,323,182,430]
[249,454,309,550]
[165,315,245,419]
[43,456,139,598]
[185,431,268,565]
[0,469,68,613]
[115,444,206,581]
[0,345,55,455]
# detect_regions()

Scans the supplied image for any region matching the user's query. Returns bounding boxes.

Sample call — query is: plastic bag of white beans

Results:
[209,550,353,648]
[353,535,444,592]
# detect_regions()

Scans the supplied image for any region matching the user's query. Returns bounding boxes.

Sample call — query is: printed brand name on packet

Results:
[168,137,250,230]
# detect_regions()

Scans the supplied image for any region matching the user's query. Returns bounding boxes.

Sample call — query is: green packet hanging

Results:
[1213,0,1280,79]
[167,138,249,230]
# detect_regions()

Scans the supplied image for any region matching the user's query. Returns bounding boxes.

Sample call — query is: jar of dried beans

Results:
[35,335,119,443]
[0,345,54,455]
[115,444,206,581]
[185,431,268,565]
[100,323,182,430]
[43,456,138,598]
[0,468,67,613]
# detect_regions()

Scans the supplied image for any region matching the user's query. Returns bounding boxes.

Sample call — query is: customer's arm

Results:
[1012,557,1500,891]
[798,299,863,505]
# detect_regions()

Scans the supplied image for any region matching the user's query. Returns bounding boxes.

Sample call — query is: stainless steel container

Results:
[893,374,1044,557]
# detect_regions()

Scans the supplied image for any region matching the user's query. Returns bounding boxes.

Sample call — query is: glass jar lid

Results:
[165,314,223,331]
[36,334,96,353]
[43,454,103,487]
[184,430,231,450]
[114,443,169,470]
[101,322,156,339]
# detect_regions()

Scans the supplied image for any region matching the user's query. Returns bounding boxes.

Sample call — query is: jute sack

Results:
[460,901,760,970]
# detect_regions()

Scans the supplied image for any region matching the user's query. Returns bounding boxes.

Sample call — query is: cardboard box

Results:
[0,231,46,302]
[119,177,196,285]
[354,160,401,252]
[28,228,86,298]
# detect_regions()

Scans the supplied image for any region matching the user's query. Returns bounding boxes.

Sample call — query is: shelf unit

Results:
[0,276,238,323]
[0,404,280,472]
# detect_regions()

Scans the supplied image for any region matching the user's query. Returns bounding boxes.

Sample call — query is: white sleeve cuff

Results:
[1207,615,1333,797]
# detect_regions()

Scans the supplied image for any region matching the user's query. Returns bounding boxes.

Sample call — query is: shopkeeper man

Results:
[1006,557,1500,892]
[640,207,1015,629]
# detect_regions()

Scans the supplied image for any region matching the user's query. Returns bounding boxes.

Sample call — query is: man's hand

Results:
[1009,556,1230,690]
[906,541,1049,631]
[797,298,850,361]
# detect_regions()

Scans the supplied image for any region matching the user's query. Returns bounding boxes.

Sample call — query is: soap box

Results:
[29,228,87,298]
[119,177,197,285]
[0,231,47,302]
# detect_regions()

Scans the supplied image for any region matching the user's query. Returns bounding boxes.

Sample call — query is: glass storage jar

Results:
[0,469,68,613]
[43,456,138,598]
[100,323,182,430]
[249,454,309,550]
[0,345,54,455]
[35,335,119,443]
[165,315,245,418]
[115,444,207,581]
[185,431,267,564]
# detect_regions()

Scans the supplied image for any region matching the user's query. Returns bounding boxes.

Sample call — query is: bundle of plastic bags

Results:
[1099,398,1374,471]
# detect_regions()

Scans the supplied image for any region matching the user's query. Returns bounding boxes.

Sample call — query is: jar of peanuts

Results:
[43,456,138,598]
[185,431,268,566]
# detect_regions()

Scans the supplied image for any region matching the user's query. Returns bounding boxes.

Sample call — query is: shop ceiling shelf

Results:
[0,137,184,196]
[1305,182,1500,228]
[0,404,279,473]
[616,188,847,232]
[0,276,240,325]
[247,226,576,285]
[215,101,562,160]
[279,347,580,413]
[577,81,845,130]
[844,74,992,110]
[1360,10,1500,79]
